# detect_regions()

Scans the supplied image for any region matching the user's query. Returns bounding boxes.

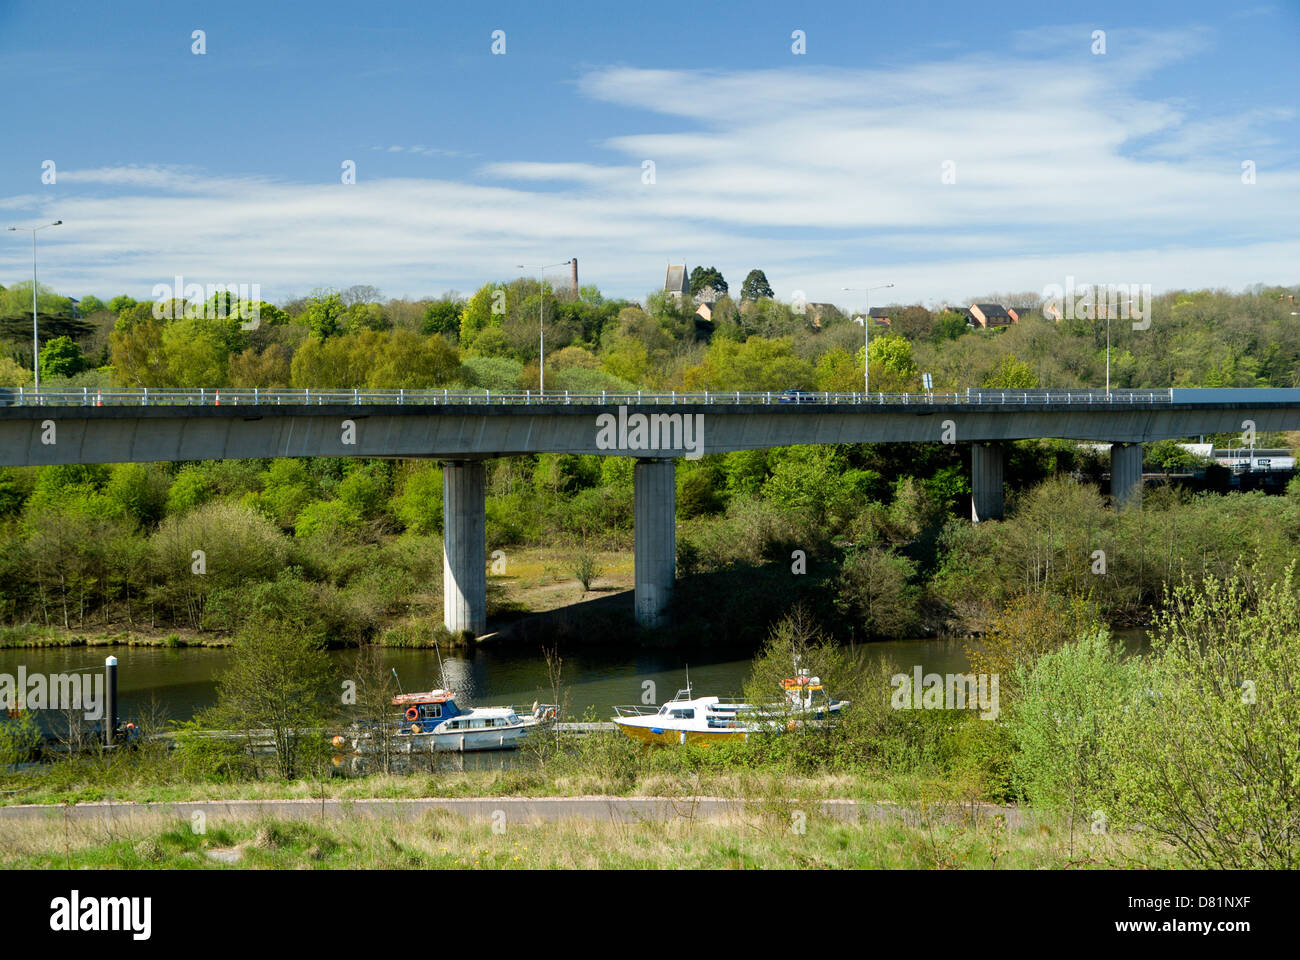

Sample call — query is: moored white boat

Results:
[343,689,558,753]
[611,671,848,746]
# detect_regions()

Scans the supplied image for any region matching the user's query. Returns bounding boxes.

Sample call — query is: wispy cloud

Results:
[2,41,1296,304]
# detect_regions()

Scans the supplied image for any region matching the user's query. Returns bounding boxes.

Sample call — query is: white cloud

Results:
[2,44,1296,304]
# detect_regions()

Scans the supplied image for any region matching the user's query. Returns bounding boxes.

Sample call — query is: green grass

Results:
[0,807,1172,870]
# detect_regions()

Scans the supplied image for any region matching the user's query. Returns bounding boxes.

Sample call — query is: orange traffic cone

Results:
[96,391,103,407]
[215,391,221,406]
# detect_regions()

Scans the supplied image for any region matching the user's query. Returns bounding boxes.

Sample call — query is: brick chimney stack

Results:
[571,258,579,299]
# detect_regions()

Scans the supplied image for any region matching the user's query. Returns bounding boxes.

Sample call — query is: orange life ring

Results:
[405,707,420,721]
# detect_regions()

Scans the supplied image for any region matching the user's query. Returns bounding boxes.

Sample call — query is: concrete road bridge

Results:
[3,386,1296,632]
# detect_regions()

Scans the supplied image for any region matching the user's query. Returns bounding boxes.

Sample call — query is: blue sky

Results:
[1,0,1297,308]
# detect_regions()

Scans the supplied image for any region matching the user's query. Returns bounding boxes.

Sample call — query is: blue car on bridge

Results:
[777,389,818,404]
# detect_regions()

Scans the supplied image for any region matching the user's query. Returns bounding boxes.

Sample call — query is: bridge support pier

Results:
[634,458,676,629]
[970,442,1005,522]
[1111,442,1143,510]
[442,460,486,636]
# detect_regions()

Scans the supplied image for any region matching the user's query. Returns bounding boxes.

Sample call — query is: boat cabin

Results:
[393,689,464,733]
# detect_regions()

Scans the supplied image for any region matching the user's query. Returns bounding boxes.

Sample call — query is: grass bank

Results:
[0,806,1170,870]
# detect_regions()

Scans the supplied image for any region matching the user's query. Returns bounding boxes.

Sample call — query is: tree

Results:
[1009,629,1139,855]
[40,332,89,380]
[864,333,920,392]
[340,284,382,306]
[228,344,292,388]
[301,291,347,339]
[0,357,33,387]
[689,266,727,296]
[681,336,814,392]
[422,298,462,338]
[78,295,107,316]
[982,353,1038,389]
[107,295,137,315]
[365,329,460,388]
[108,305,167,387]
[202,620,337,779]
[835,545,920,638]
[161,315,233,386]
[1110,564,1300,868]
[740,269,774,301]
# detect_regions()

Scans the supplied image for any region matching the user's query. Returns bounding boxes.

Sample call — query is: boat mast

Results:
[433,641,449,691]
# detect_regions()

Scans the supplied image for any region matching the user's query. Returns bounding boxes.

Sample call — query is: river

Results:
[0,636,985,727]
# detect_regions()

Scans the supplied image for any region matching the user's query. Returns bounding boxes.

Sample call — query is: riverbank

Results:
[0,547,640,650]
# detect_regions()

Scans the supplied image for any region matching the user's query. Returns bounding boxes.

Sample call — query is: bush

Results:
[1008,629,1140,851]
[149,500,290,629]
[1108,563,1300,868]
[835,545,920,638]
[393,465,443,534]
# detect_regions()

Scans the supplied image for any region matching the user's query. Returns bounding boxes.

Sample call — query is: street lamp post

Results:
[517,260,572,395]
[6,220,62,392]
[843,283,894,395]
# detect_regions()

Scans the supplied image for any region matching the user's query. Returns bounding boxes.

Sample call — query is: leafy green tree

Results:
[689,266,727,296]
[835,545,920,637]
[422,298,462,338]
[682,336,814,391]
[982,353,1038,389]
[107,295,137,315]
[301,291,347,339]
[931,310,969,342]
[161,315,237,386]
[104,462,171,528]
[366,329,461,388]
[1009,629,1139,855]
[0,356,34,387]
[228,344,292,388]
[202,620,337,779]
[165,465,215,516]
[458,283,501,344]
[393,464,444,534]
[740,269,774,301]
[814,349,861,392]
[150,499,289,629]
[108,305,167,386]
[1110,564,1300,868]
[78,295,106,316]
[246,459,318,530]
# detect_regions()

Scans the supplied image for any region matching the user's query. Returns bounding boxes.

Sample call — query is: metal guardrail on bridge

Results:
[0,387,1178,408]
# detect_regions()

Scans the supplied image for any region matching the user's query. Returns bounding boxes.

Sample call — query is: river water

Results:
[0,636,983,727]
[0,629,1151,738]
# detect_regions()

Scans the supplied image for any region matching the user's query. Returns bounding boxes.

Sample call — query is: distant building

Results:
[868,307,893,326]
[665,264,689,300]
[966,303,1019,328]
